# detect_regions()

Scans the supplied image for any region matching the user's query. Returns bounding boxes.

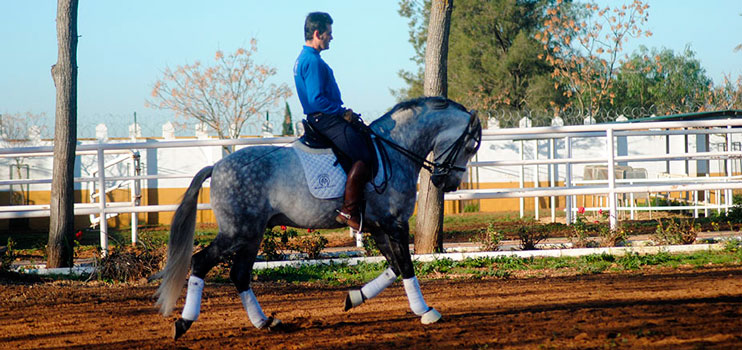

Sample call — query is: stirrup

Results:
[335,210,363,232]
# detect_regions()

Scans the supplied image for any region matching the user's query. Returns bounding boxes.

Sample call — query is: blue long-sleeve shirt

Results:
[294,45,345,116]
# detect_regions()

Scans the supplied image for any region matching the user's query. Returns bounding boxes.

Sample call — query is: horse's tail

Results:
[152,165,213,316]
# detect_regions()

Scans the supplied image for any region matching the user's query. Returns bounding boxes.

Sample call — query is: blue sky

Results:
[1,1,740,138]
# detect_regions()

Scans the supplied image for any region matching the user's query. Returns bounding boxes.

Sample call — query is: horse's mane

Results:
[371,96,468,127]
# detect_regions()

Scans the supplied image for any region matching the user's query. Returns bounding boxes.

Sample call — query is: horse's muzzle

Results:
[431,173,446,189]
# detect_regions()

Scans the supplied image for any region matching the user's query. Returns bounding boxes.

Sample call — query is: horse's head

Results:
[370,97,482,192]
[429,108,482,192]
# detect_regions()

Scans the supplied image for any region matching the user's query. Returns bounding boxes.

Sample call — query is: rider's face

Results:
[316,24,333,51]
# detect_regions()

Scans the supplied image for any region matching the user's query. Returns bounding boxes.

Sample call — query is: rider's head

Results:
[304,12,333,51]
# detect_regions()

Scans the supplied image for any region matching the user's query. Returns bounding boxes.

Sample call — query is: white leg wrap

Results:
[181,276,205,321]
[240,289,269,328]
[403,276,430,316]
[361,268,397,300]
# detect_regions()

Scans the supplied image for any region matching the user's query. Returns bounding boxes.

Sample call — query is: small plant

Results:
[570,212,600,248]
[294,230,328,260]
[95,238,163,282]
[463,202,480,213]
[652,218,699,245]
[362,234,381,256]
[599,224,629,247]
[723,238,741,253]
[260,227,297,261]
[517,224,549,251]
[473,223,503,252]
[0,238,16,272]
[710,221,720,232]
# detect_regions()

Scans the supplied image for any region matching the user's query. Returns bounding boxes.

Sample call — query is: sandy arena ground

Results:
[1,265,742,349]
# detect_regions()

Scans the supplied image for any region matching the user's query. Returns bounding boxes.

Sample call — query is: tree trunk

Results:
[414,0,453,254]
[47,0,78,268]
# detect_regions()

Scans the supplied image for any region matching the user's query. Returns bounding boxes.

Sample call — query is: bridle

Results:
[368,110,482,188]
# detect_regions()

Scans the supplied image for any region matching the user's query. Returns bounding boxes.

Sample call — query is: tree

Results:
[611,46,712,115]
[700,74,742,111]
[148,40,292,152]
[282,102,294,136]
[47,0,78,268]
[414,0,453,254]
[397,0,563,116]
[539,0,651,120]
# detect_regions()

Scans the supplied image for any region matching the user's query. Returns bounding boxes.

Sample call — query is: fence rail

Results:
[1,117,742,253]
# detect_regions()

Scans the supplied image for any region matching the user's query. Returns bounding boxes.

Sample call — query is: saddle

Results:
[299,119,378,174]
[295,120,384,199]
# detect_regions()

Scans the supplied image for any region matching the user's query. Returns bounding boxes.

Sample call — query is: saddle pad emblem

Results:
[293,143,346,199]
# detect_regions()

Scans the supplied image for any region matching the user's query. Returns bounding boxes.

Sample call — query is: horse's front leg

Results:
[345,225,441,324]
[344,229,399,311]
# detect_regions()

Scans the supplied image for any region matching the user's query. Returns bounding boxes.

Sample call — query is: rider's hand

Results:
[342,108,363,124]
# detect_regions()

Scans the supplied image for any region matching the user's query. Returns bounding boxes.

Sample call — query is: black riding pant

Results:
[307,113,375,171]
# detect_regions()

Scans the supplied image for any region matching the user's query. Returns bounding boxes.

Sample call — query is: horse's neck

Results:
[371,113,440,159]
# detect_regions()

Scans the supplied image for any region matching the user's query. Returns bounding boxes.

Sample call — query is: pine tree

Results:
[282,102,294,136]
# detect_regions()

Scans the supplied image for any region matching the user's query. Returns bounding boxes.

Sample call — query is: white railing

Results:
[456,118,742,228]
[0,118,741,253]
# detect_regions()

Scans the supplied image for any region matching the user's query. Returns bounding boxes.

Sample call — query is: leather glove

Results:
[342,108,362,123]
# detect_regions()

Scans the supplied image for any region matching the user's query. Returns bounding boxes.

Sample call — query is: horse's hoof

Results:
[173,318,193,340]
[259,316,282,330]
[420,308,441,325]
[344,289,364,311]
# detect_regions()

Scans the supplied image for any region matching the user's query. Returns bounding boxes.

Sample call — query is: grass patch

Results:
[241,247,742,285]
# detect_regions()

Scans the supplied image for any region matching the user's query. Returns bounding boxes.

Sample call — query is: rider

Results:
[294,12,373,231]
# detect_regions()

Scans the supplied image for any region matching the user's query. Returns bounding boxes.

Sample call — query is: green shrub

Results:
[652,218,699,245]
[362,234,381,256]
[517,224,549,250]
[473,223,503,252]
[260,228,297,261]
[294,231,328,259]
[0,238,16,272]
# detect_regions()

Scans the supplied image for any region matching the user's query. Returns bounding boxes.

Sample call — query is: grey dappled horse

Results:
[153,97,482,340]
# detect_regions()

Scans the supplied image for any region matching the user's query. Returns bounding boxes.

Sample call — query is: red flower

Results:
[594,220,599,224]
[280,225,287,231]
[577,206,585,214]
[598,209,603,215]
[307,228,313,233]
[75,230,83,242]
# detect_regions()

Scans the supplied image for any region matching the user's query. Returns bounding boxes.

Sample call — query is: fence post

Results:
[533,139,539,220]
[565,136,573,225]
[130,152,141,246]
[549,138,556,223]
[606,128,618,229]
[726,125,733,214]
[97,147,108,255]
[519,140,524,218]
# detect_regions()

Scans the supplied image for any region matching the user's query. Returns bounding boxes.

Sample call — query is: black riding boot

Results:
[336,161,370,231]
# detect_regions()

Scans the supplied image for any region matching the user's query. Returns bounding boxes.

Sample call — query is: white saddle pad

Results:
[293,142,346,199]
[293,140,385,199]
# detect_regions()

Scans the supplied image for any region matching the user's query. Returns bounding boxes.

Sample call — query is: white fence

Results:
[1,118,742,253]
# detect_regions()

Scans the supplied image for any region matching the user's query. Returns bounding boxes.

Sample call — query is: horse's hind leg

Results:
[174,236,231,340]
[231,244,282,329]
